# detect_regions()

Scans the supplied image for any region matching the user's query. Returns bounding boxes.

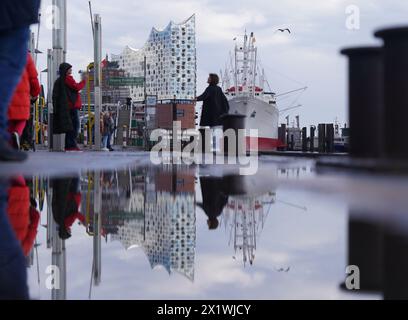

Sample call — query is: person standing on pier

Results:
[0,0,41,161]
[52,63,87,152]
[102,112,115,151]
[196,73,230,128]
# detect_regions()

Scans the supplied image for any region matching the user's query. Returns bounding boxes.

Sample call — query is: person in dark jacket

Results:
[53,62,87,152]
[65,65,86,151]
[199,177,228,230]
[196,73,229,127]
[52,177,84,240]
[53,63,73,138]
[0,0,41,162]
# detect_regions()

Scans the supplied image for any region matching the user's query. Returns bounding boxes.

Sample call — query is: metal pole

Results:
[51,213,66,300]
[46,183,53,249]
[93,171,102,286]
[93,14,102,150]
[29,32,36,59]
[51,0,67,152]
[47,49,54,150]
[29,32,37,150]
[144,56,147,150]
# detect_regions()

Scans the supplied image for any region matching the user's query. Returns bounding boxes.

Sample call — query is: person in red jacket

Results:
[64,64,86,151]
[6,176,40,257]
[7,53,40,150]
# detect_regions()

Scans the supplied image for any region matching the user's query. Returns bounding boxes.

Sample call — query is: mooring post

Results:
[341,46,384,158]
[375,27,408,160]
[318,123,326,153]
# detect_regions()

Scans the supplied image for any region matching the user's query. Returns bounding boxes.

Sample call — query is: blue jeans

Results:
[107,133,112,149]
[65,109,80,149]
[101,135,109,149]
[0,27,30,140]
[0,181,29,300]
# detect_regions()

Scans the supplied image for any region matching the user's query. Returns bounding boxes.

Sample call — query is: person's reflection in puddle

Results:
[7,176,40,257]
[52,177,85,240]
[199,177,228,230]
[0,178,29,300]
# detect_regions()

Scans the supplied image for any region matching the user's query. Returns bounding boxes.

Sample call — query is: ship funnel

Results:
[375,27,408,160]
[341,46,384,158]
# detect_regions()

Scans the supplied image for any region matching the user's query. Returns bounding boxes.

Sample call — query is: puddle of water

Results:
[2,158,408,299]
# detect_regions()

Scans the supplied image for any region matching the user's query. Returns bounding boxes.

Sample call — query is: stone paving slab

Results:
[0,151,151,178]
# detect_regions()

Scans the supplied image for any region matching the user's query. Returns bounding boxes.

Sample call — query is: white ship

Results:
[223,192,276,266]
[221,32,280,152]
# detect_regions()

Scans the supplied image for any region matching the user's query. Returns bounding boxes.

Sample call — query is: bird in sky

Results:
[277,28,291,34]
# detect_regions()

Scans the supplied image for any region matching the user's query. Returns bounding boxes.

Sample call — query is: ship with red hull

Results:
[222,32,280,152]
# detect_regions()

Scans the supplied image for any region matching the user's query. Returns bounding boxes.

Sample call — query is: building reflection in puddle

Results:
[13,162,407,299]
[107,167,196,282]
[28,165,281,299]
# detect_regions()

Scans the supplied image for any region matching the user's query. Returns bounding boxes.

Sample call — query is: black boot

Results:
[0,138,28,162]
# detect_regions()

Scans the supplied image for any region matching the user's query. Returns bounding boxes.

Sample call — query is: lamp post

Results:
[50,0,67,152]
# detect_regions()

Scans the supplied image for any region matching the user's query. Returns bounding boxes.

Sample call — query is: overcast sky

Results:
[34,0,408,127]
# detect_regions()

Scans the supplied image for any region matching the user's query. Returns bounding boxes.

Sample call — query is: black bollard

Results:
[278,124,287,151]
[220,114,246,156]
[341,47,384,158]
[375,27,408,160]
[310,125,316,152]
[289,134,294,151]
[346,216,383,292]
[383,230,408,299]
[302,127,307,152]
[221,175,247,196]
[318,124,326,153]
[326,124,335,153]
[199,128,211,154]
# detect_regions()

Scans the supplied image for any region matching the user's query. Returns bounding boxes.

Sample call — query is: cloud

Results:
[34,0,408,128]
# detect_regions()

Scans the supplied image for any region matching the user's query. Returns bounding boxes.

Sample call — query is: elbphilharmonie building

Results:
[112,15,196,102]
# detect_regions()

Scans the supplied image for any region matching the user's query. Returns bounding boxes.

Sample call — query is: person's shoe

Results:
[65,147,83,152]
[11,132,20,150]
[0,138,28,162]
[108,148,114,152]
[101,147,109,152]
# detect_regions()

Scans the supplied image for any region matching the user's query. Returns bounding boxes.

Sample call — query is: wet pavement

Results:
[1,151,408,299]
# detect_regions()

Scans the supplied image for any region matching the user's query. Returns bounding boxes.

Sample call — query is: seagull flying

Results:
[278,28,292,34]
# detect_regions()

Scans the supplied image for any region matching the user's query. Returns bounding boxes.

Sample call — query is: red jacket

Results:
[64,192,85,229]
[65,75,86,110]
[7,185,40,257]
[8,54,41,121]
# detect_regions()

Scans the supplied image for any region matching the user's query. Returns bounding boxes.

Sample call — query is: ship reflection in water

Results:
[2,162,408,299]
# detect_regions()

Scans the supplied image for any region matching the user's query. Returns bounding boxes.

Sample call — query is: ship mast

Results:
[251,33,257,97]
[234,41,238,96]
[242,32,249,94]
[234,31,258,98]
